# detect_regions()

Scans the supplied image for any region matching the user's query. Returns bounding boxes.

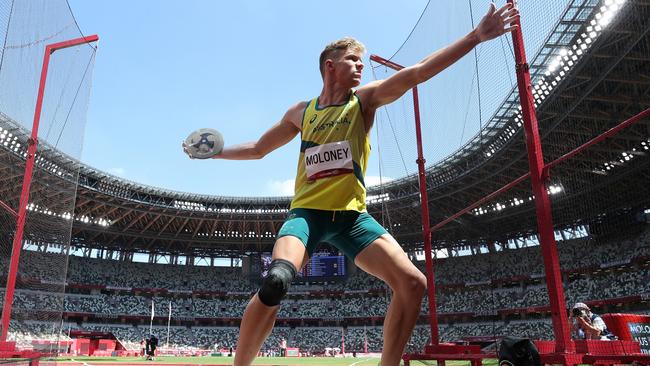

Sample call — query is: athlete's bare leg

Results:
[354,234,427,366]
[233,236,309,366]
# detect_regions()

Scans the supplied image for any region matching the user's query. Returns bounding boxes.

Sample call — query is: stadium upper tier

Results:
[0,0,648,255]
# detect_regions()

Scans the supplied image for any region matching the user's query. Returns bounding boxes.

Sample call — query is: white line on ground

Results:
[350,357,373,366]
[69,359,93,366]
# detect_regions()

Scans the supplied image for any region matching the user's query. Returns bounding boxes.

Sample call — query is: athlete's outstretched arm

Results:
[201,102,303,160]
[360,3,519,110]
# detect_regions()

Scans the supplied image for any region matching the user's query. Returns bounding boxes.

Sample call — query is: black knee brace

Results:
[258,259,297,306]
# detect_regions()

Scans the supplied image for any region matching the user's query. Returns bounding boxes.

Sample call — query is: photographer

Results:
[570,302,615,340]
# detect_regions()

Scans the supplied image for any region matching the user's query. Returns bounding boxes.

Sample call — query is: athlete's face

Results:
[333,48,364,86]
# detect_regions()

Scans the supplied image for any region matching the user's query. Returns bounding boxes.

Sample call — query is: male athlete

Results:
[184,3,518,365]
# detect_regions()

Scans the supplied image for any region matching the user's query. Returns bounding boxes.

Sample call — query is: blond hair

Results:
[319,37,366,77]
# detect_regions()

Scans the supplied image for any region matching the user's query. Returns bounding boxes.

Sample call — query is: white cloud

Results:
[365,175,394,187]
[267,179,295,196]
[108,167,126,176]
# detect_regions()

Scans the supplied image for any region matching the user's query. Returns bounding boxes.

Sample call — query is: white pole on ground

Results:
[166,301,172,348]
[149,299,154,336]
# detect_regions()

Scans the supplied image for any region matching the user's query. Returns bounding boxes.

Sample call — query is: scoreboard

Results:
[300,255,346,277]
[260,253,346,278]
[629,322,650,354]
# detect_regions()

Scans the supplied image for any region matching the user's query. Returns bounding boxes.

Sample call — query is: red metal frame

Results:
[430,108,650,235]
[419,107,650,364]
[372,0,607,361]
[372,3,650,362]
[0,34,98,343]
[430,172,530,233]
[369,54,440,346]
[544,108,650,173]
[508,0,575,352]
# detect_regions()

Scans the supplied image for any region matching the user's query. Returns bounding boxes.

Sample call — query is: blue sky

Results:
[67,0,430,197]
[68,1,567,198]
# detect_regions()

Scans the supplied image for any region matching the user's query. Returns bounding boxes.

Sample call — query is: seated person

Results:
[570,302,615,340]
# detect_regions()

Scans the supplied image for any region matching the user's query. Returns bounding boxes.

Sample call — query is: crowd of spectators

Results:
[4,269,648,321]
[67,257,252,292]
[427,229,650,285]
[6,320,74,348]
[1,228,648,353]
[2,228,646,293]
[3,228,648,293]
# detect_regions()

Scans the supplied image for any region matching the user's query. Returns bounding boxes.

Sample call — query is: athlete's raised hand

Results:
[474,2,519,42]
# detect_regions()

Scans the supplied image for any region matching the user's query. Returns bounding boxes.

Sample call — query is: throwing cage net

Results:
[367,0,650,360]
[0,0,97,357]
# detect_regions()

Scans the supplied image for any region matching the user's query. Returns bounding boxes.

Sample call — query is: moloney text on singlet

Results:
[305,146,350,166]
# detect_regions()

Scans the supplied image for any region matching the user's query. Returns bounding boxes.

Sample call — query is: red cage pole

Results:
[544,108,650,173]
[507,0,575,355]
[0,34,98,343]
[369,54,439,346]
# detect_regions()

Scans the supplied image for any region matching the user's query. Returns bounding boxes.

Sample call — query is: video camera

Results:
[572,307,588,318]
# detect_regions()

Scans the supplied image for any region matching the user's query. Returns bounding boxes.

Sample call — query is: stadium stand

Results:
[0,226,648,353]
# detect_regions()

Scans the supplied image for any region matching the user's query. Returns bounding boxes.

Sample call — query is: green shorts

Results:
[277,208,388,259]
